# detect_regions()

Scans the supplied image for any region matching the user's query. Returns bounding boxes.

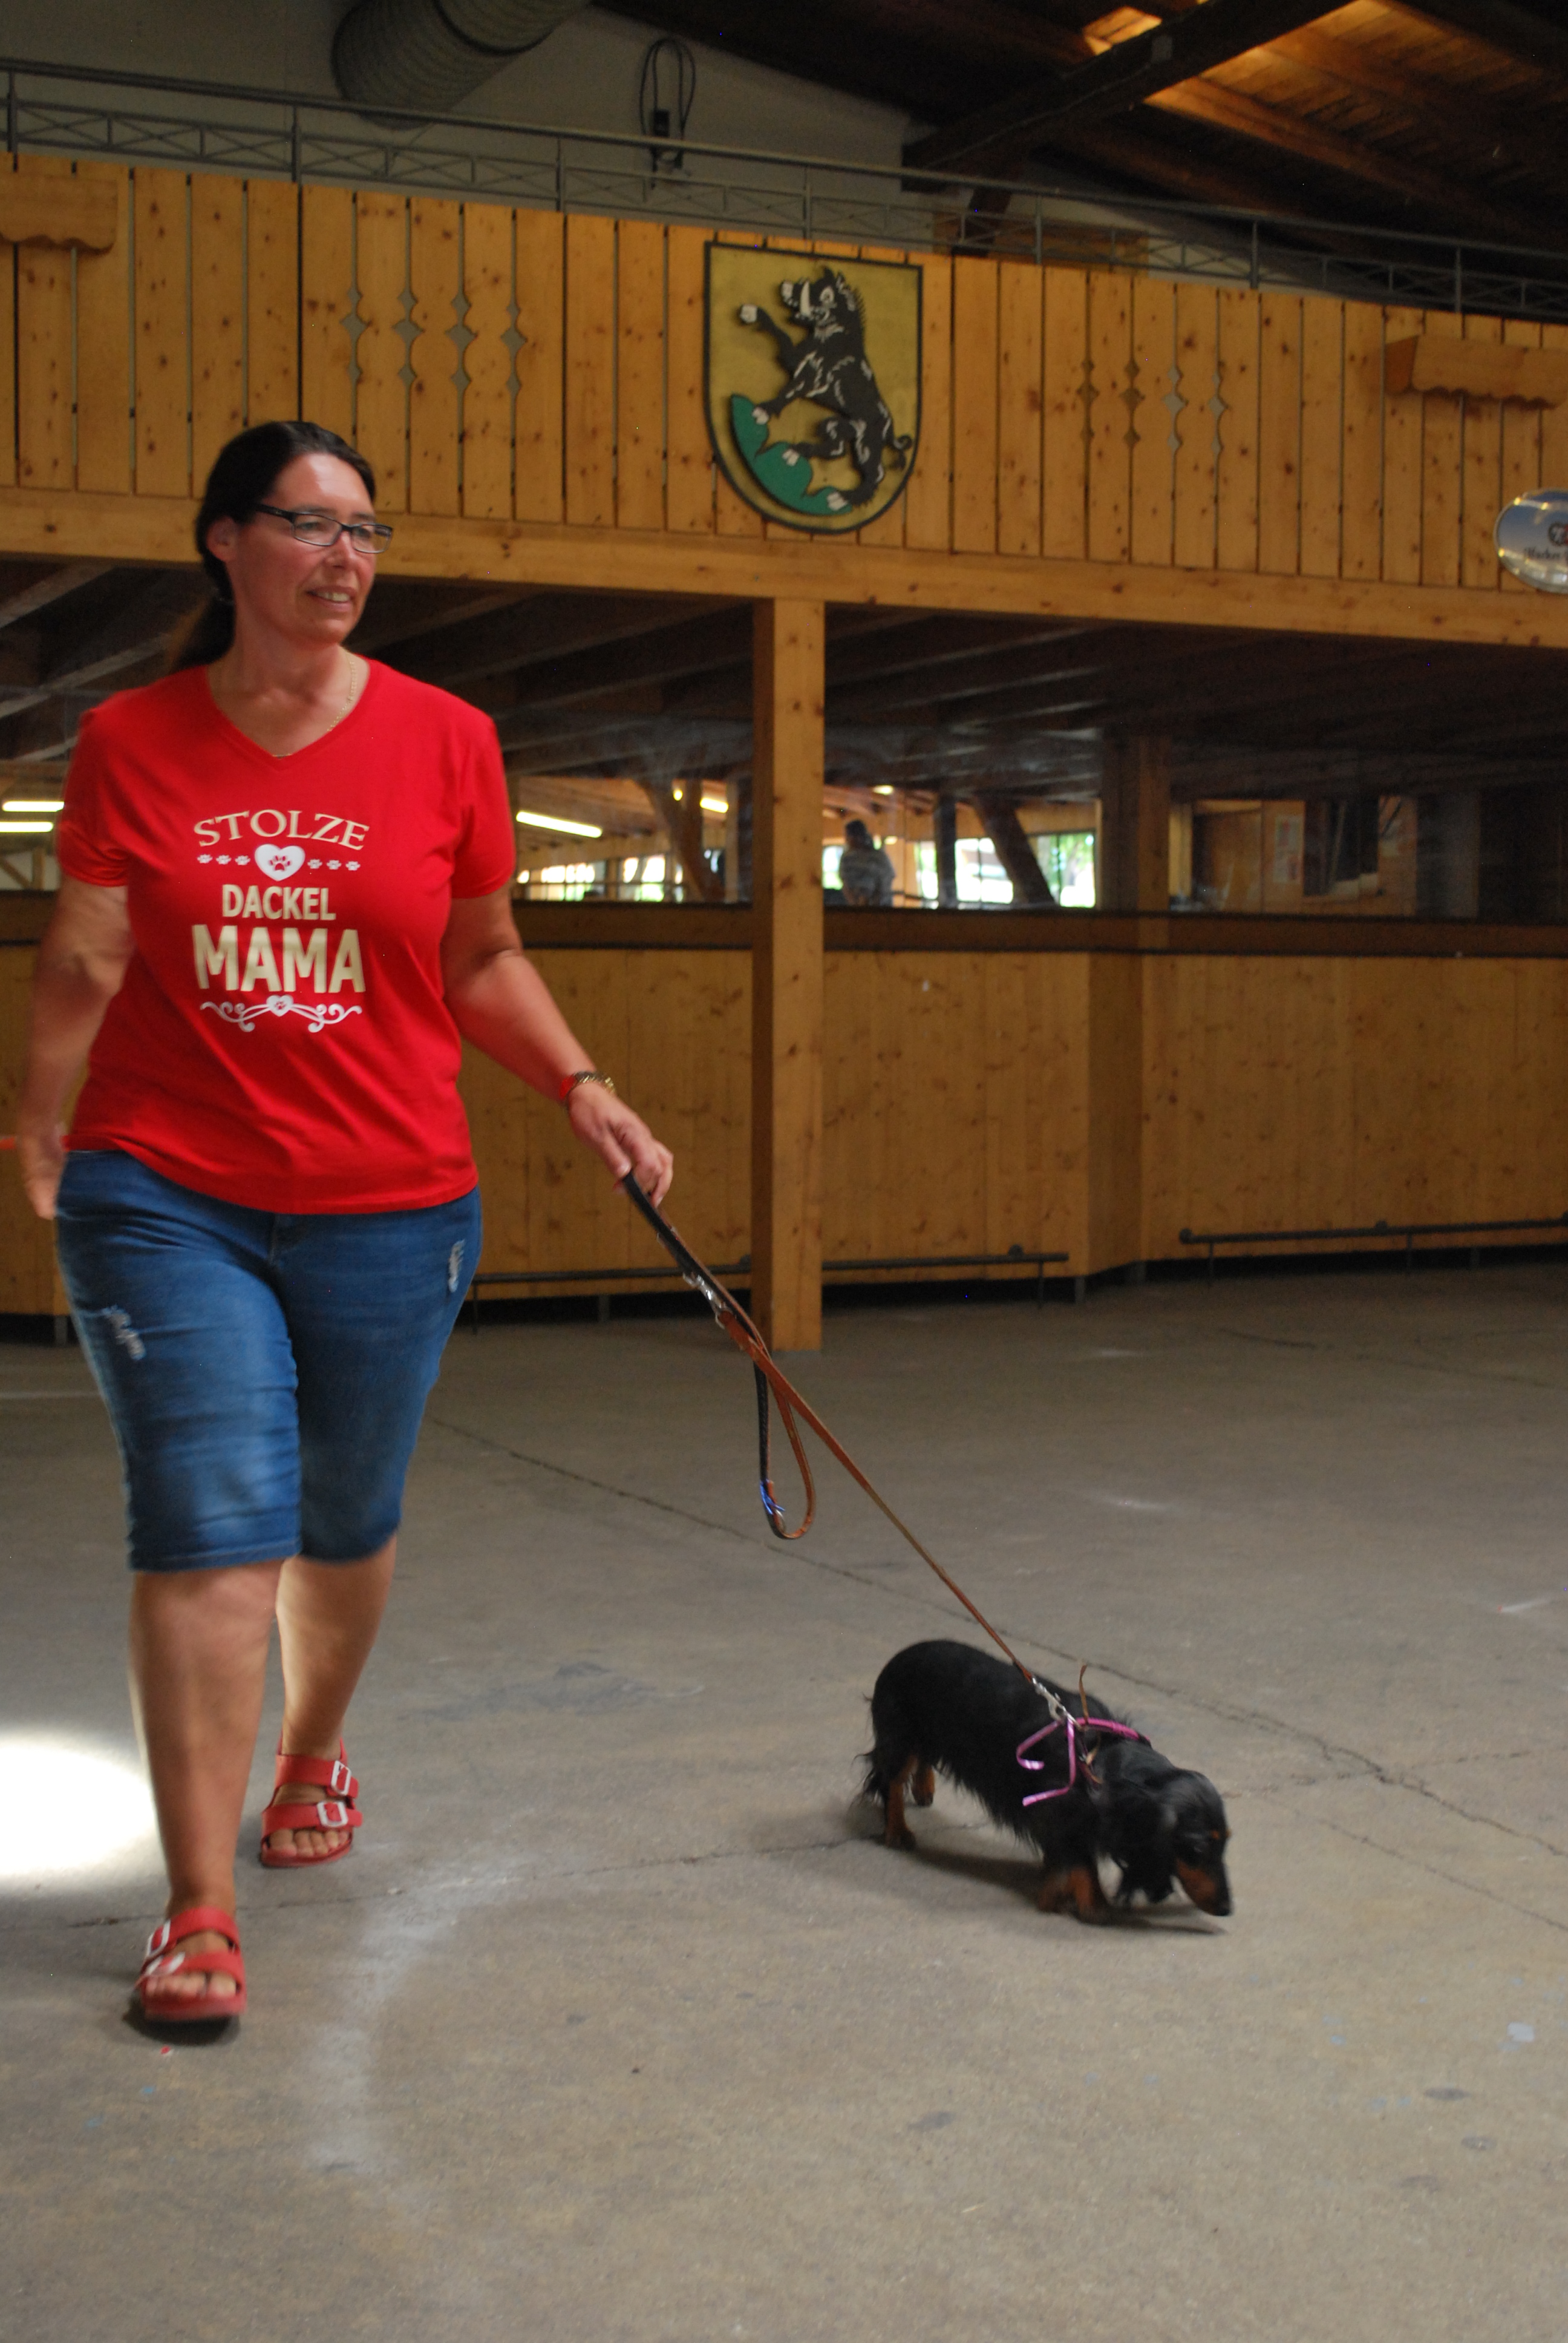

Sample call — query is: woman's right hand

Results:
[16,1121,66,1221]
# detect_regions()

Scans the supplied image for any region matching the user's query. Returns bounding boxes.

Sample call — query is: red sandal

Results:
[259,1744,362,1869]
[134,1906,247,2023]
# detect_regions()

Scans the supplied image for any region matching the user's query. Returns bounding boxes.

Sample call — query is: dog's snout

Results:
[1177,1859,1232,1917]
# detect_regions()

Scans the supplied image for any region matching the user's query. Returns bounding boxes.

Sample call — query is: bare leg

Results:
[129,1559,284,2002]
[266,1538,397,1861]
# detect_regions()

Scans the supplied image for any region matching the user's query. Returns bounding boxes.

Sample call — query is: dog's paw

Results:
[884,1823,919,1853]
[911,1766,936,1809]
[739,303,759,323]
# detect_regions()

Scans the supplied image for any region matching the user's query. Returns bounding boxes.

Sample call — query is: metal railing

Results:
[466,1241,1070,1326]
[7,55,1568,319]
[1179,1211,1568,1280]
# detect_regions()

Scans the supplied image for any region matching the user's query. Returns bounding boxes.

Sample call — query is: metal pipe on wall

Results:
[332,0,588,117]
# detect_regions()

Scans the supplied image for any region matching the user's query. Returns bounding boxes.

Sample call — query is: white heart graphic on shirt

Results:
[254,844,305,880]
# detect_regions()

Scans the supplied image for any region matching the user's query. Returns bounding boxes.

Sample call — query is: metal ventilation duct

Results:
[332,0,589,117]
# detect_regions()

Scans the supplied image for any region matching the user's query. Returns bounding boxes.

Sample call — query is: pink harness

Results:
[1017,1705,1147,1806]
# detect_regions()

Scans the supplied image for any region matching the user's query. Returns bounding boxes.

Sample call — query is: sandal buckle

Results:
[146,1919,172,1957]
[330,1760,351,1794]
[317,1799,349,1828]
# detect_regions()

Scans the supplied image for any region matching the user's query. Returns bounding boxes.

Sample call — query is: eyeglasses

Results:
[253,503,394,554]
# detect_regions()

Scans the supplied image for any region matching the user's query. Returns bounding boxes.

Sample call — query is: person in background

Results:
[16,419,672,2027]
[838,816,895,908]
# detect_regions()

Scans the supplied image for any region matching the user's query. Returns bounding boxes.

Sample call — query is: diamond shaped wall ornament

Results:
[394,280,419,392]
[446,289,475,396]
[1164,362,1186,454]
[340,282,366,389]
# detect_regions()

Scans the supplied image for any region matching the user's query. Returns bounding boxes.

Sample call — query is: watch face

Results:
[1495,489,1568,592]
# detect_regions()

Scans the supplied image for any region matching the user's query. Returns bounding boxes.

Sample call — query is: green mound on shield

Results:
[728,396,848,518]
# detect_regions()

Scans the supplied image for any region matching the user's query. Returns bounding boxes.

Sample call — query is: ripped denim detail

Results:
[102,1307,147,1362]
[446,1241,465,1296]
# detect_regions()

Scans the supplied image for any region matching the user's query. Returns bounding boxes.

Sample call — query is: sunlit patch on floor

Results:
[0,1737,156,1880]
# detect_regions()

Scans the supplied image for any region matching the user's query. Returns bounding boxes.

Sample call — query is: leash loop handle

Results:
[621,1173,1042,1689]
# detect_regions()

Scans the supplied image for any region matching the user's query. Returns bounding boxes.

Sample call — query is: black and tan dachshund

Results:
[863,1640,1232,1923]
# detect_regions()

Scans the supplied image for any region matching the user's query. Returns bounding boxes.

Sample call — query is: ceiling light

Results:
[699,795,728,815]
[872,785,895,796]
[2,798,64,813]
[672,785,685,801]
[0,820,54,834]
[515,809,603,837]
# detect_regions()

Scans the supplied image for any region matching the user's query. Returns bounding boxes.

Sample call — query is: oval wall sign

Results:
[1495,490,1568,593]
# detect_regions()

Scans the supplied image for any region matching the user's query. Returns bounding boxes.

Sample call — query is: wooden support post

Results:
[751,598,825,1352]
[933,794,959,908]
[1099,736,1172,913]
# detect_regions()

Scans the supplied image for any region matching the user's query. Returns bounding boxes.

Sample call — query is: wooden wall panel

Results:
[950,258,999,555]
[1214,288,1259,571]
[616,218,665,532]
[1257,295,1302,575]
[246,179,299,426]
[1140,954,1568,1261]
[408,196,462,516]
[74,161,131,495]
[996,261,1042,559]
[1497,315,1543,595]
[1380,304,1424,583]
[189,174,244,490]
[1460,311,1502,590]
[564,212,615,528]
[459,948,750,1283]
[300,185,356,441]
[662,224,712,536]
[460,202,515,522]
[0,158,14,491]
[1040,266,1087,560]
[1172,282,1217,569]
[1086,269,1131,563]
[1419,310,1464,589]
[903,251,952,551]
[0,159,1558,629]
[513,206,564,525]
[16,157,76,493]
[131,168,189,497]
[1339,299,1383,582]
[1129,275,1174,568]
[354,191,410,511]
[0,946,60,1313]
[1298,297,1342,579]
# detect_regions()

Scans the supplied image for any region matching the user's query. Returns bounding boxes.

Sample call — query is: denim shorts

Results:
[54,1150,481,1573]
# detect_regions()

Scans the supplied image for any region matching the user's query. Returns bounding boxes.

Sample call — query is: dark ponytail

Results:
[169,420,378,672]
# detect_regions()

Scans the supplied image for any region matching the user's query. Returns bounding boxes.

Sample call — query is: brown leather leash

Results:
[622,1172,1044,1694]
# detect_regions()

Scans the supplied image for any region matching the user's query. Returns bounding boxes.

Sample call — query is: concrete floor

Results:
[5,1260,1568,2341]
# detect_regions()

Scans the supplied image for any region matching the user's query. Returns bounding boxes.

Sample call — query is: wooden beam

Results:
[973,789,1059,906]
[0,175,119,252]
[904,0,1334,175]
[4,489,1568,654]
[640,780,725,902]
[1264,24,1568,189]
[1385,335,1568,405]
[1100,736,1172,913]
[1148,77,1548,246]
[0,559,114,631]
[1396,0,1568,78]
[0,572,201,726]
[751,598,825,1352]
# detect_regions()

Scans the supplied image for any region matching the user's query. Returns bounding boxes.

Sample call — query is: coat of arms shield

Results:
[705,244,921,534]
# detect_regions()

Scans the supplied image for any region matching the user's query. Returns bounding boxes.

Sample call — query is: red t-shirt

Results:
[57,661,517,1213]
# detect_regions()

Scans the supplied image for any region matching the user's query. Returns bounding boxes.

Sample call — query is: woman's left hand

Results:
[566,1082,674,1206]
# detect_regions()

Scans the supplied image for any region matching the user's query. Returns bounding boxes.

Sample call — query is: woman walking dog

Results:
[16,420,672,2023]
